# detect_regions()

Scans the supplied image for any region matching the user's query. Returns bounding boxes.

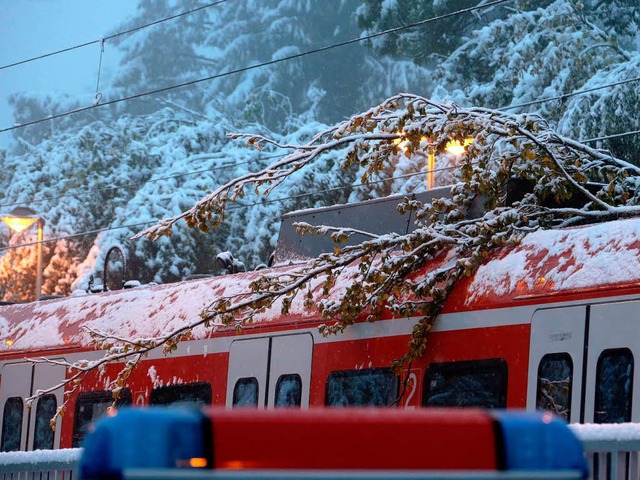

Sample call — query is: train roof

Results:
[1,215,640,356]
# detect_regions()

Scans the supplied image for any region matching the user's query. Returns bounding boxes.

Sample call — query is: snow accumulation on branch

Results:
[35,94,640,416]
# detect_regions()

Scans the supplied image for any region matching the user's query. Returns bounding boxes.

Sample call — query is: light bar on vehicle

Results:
[79,408,588,479]
[79,408,211,480]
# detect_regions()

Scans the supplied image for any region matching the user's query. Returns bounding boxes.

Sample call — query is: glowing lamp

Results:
[392,134,475,190]
[0,206,45,301]
[0,215,37,233]
[445,138,474,156]
[393,135,410,152]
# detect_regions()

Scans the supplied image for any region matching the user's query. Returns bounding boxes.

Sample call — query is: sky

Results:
[0,0,140,148]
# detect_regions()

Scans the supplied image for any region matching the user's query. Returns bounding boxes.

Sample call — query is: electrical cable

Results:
[0,0,233,71]
[582,128,640,144]
[0,0,513,135]
[1,0,638,250]
[499,75,640,111]
[0,166,456,253]
[0,154,285,211]
[3,119,640,252]
[2,120,639,220]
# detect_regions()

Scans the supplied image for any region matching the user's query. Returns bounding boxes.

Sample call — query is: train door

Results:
[527,306,587,423]
[0,360,66,451]
[226,333,313,408]
[529,301,640,425]
[585,302,640,424]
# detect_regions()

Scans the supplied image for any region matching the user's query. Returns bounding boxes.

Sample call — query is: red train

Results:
[0,200,639,452]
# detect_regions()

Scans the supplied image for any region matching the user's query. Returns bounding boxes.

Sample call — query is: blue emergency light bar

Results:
[79,408,588,479]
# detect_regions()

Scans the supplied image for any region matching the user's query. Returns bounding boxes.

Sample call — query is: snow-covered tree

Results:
[40,95,640,408]
[355,0,520,64]
[3,0,639,303]
[429,0,639,162]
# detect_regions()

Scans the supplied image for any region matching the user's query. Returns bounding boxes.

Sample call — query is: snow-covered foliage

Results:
[1,0,638,304]
[430,0,639,160]
[34,95,640,410]
[139,95,640,366]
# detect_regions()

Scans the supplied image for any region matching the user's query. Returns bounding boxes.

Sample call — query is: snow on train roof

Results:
[466,216,640,305]
[0,268,320,354]
[2,216,640,353]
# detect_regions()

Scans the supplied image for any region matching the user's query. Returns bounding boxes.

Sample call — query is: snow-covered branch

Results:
[33,94,640,412]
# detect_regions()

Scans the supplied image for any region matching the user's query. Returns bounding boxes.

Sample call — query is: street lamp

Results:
[1,206,45,301]
[395,135,474,190]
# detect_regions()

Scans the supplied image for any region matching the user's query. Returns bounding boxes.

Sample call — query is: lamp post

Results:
[396,135,474,190]
[1,207,45,301]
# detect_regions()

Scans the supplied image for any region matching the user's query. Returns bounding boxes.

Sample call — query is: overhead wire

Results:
[4,118,639,213]
[0,0,517,210]
[499,75,640,112]
[2,0,634,206]
[0,0,233,71]
[1,0,639,251]
[4,117,639,251]
[0,154,285,211]
[0,165,459,253]
[0,0,514,135]
[582,128,640,144]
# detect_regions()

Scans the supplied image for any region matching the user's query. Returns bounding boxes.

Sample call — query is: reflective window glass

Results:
[1,397,23,452]
[423,359,507,408]
[72,390,132,448]
[34,394,57,450]
[150,382,211,407]
[536,353,573,422]
[325,368,398,407]
[275,374,302,407]
[233,377,259,407]
[595,348,633,423]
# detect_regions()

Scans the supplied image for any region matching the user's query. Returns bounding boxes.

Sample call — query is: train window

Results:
[595,348,634,423]
[72,389,132,448]
[1,397,23,452]
[233,377,259,407]
[423,358,507,408]
[33,394,57,450]
[149,382,211,407]
[536,353,573,422]
[325,368,399,407]
[275,374,302,407]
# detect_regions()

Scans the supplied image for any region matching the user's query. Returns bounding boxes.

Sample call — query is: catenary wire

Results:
[0,165,459,252]
[0,0,233,71]
[2,121,639,215]
[0,0,516,208]
[3,116,640,251]
[499,75,640,111]
[2,0,636,145]
[582,128,640,144]
[0,0,637,246]
[0,154,285,211]
[0,0,513,135]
